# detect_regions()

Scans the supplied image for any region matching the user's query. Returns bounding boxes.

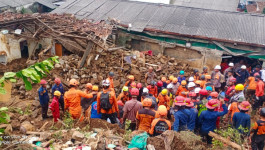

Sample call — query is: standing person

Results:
[136,98,157,132]
[84,83,92,94]
[178,70,186,84]
[149,105,171,136]
[125,75,135,87]
[157,89,170,119]
[38,80,50,120]
[97,80,118,124]
[251,65,262,77]
[90,86,101,119]
[148,81,158,98]
[173,96,191,131]
[226,71,235,86]
[199,99,228,145]
[200,75,206,88]
[161,77,167,88]
[137,83,143,102]
[49,91,61,122]
[194,69,200,82]
[224,77,236,104]
[117,86,130,104]
[236,65,249,84]
[249,107,265,150]
[52,78,65,112]
[82,85,98,117]
[157,80,163,94]
[201,67,208,75]
[187,82,196,93]
[226,97,244,123]
[107,72,115,89]
[166,84,174,106]
[230,84,245,104]
[254,75,265,111]
[204,75,215,91]
[170,78,179,95]
[197,89,209,117]
[122,88,143,131]
[64,79,94,121]
[234,60,244,73]
[211,65,222,92]
[185,98,198,131]
[176,80,188,97]
[244,73,259,103]
[232,101,251,135]
[145,67,157,85]
[224,63,234,79]
[221,59,229,73]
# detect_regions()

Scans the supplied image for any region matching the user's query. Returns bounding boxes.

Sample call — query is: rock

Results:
[92,73,97,79]
[64,140,73,147]
[0,124,8,128]
[31,109,39,118]
[55,64,61,68]
[59,59,65,65]
[8,113,15,119]
[32,100,40,107]
[72,75,79,79]
[81,74,86,78]
[40,132,52,140]
[20,121,35,134]
[4,124,12,134]
[113,80,120,87]
[65,64,70,69]
[11,120,20,129]
[19,115,28,122]
[19,85,25,90]
[72,131,85,141]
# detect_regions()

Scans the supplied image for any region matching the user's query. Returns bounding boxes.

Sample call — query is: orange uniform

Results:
[149,86,158,97]
[229,102,239,121]
[117,92,130,103]
[176,86,188,97]
[107,77,114,89]
[124,80,133,87]
[157,93,170,110]
[136,108,156,132]
[64,88,93,120]
[97,89,118,114]
[200,80,206,88]
[194,75,200,82]
[256,80,264,97]
[149,118,171,136]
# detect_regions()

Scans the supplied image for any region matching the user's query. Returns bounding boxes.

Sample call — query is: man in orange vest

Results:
[157,89,170,119]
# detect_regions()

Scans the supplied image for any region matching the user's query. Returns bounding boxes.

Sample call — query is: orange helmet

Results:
[181,80,187,85]
[86,83,92,89]
[142,98,152,107]
[169,75,174,81]
[161,77,167,82]
[157,105,167,116]
[173,78,178,84]
[210,92,218,98]
[69,79,79,86]
[205,75,211,80]
[195,80,202,85]
[128,75,134,80]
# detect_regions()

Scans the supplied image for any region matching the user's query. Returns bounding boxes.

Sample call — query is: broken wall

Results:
[0,34,22,62]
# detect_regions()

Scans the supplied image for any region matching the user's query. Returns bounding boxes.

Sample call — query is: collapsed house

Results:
[52,0,265,70]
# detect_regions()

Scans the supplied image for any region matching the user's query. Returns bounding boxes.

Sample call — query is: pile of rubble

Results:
[12,49,194,99]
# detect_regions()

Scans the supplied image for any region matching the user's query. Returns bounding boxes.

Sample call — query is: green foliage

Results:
[52,131,63,139]
[0,107,10,134]
[9,107,23,115]
[123,120,132,142]
[63,112,74,129]
[0,56,59,94]
[24,105,32,115]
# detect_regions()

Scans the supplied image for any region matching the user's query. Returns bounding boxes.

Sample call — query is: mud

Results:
[89,119,125,135]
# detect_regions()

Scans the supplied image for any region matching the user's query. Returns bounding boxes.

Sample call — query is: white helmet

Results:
[188,77,194,82]
[194,87,201,94]
[228,63,234,67]
[102,80,110,86]
[241,65,246,69]
[187,82,195,88]
[167,84,173,89]
[214,65,221,70]
[143,87,149,93]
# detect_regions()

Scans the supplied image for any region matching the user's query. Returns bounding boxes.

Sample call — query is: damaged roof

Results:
[52,0,265,46]
[0,0,56,9]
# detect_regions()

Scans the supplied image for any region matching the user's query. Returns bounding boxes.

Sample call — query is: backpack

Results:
[100,92,112,110]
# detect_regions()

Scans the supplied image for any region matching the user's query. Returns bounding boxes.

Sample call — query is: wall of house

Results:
[116,31,223,70]
[0,34,22,62]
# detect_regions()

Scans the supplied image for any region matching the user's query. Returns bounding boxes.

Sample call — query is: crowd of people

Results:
[38,61,265,149]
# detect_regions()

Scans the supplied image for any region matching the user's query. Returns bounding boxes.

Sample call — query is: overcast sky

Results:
[130,0,170,4]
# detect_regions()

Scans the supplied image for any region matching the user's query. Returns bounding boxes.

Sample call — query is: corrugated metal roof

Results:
[0,0,55,9]
[52,0,265,46]
[172,0,239,12]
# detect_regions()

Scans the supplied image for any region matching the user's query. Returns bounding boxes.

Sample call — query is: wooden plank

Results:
[78,41,94,68]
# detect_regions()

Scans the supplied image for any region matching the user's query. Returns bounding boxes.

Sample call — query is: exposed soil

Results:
[0,58,28,74]
[89,118,125,135]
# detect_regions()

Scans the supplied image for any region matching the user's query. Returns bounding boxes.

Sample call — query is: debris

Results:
[20,121,35,134]
[72,131,85,141]
[4,124,12,134]
[208,131,242,150]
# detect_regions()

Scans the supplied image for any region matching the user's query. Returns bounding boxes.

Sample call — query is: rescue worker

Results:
[97,80,118,124]
[148,81,158,97]
[173,96,191,131]
[249,107,265,150]
[82,85,98,117]
[64,79,94,121]
[201,66,208,75]
[194,69,200,81]
[145,67,157,85]
[203,75,215,91]
[230,84,245,104]
[167,84,174,106]
[232,101,251,135]
[236,65,249,84]
[52,78,65,112]
[176,80,188,97]
[84,83,92,94]
[149,105,171,136]
[199,99,228,145]
[90,86,101,119]
[211,65,222,92]
[195,80,202,88]
[49,91,61,122]
[189,92,198,103]
[117,86,130,104]
[197,89,209,117]
[200,75,206,88]
[157,80,163,94]
[107,72,115,89]
[226,71,235,87]
[177,70,186,84]
[161,77,167,88]
[125,75,135,87]
[254,75,264,111]
[122,88,143,131]
[187,82,196,93]
[157,89,170,119]
[244,73,259,103]
[169,78,179,95]
[136,83,143,102]
[167,75,174,85]
[224,77,236,104]
[224,63,234,79]
[141,88,157,110]
[251,65,262,77]
[38,80,50,120]
[185,98,198,131]
[227,97,244,123]
[188,77,195,84]
[194,87,201,100]
[136,98,157,132]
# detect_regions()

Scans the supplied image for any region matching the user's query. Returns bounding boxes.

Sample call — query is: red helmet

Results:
[185,98,194,107]
[210,92,218,98]
[206,99,219,109]
[40,80,47,85]
[54,78,61,84]
[137,83,142,89]
[131,88,139,96]
[189,92,196,97]
[157,81,163,87]
[174,96,185,106]
[175,96,184,102]
[199,89,208,96]
[229,77,236,83]
[238,101,250,111]
[131,82,136,88]
[117,100,124,106]
[147,85,152,90]
[254,73,260,77]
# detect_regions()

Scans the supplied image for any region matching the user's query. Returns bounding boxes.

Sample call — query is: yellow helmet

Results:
[235,84,244,91]
[92,85,99,91]
[122,86,129,92]
[181,80,187,85]
[161,89,168,95]
[54,91,61,97]
[169,75,174,81]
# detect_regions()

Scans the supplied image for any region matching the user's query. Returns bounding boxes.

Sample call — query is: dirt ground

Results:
[0,58,28,74]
